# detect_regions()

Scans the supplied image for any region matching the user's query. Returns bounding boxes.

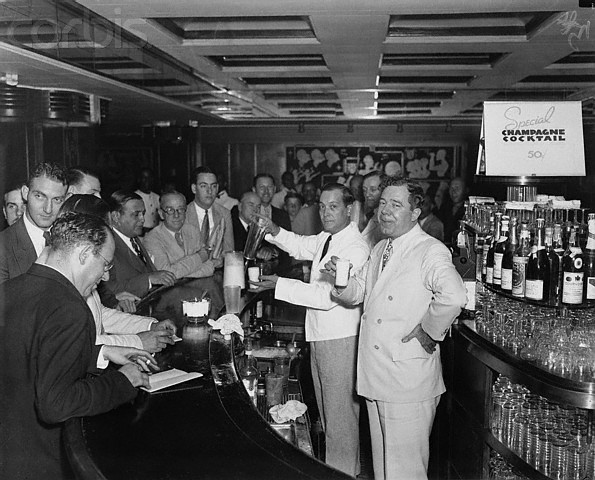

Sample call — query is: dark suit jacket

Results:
[272,205,292,232]
[99,232,156,301]
[231,206,293,271]
[0,216,36,284]
[230,206,249,251]
[0,264,137,479]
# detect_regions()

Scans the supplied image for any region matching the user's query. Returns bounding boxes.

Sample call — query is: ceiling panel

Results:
[0,0,591,126]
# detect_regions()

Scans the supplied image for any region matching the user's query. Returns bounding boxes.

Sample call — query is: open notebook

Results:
[141,368,202,393]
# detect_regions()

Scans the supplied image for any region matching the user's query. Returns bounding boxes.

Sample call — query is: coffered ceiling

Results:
[0,0,594,126]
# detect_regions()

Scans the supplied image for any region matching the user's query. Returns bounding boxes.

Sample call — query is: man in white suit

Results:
[185,166,234,255]
[255,183,370,477]
[326,176,466,480]
[144,191,219,279]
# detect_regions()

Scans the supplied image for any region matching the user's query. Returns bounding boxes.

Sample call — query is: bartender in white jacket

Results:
[254,183,370,477]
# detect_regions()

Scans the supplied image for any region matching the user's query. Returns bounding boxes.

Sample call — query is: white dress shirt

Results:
[192,201,215,235]
[23,212,47,257]
[267,222,370,341]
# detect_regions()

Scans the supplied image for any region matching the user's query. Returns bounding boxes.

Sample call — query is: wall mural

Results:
[286,145,458,197]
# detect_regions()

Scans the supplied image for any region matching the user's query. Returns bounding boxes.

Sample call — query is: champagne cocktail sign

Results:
[478,101,585,176]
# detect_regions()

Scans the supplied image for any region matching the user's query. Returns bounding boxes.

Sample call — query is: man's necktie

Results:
[382,239,393,270]
[175,231,185,250]
[320,235,332,259]
[201,209,210,248]
[131,237,147,265]
[43,230,51,247]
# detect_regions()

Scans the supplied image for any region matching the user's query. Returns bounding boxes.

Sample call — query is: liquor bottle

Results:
[552,224,564,256]
[501,217,518,294]
[481,214,495,282]
[582,213,595,303]
[544,226,560,306]
[512,222,531,298]
[525,219,549,302]
[493,216,509,290]
[561,227,584,305]
[240,339,259,405]
[485,212,502,287]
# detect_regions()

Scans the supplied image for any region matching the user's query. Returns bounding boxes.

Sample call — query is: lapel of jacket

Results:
[365,238,396,308]
[136,236,156,272]
[114,233,147,274]
[185,201,199,229]
[13,219,37,274]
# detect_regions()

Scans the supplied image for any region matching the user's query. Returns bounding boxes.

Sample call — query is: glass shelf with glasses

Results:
[474,286,595,387]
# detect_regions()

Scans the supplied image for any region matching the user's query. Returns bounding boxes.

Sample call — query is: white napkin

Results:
[141,368,202,393]
[208,314,244,340]
[269,400,308,424]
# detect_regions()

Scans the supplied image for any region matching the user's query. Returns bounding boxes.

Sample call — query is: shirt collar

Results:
[113,227,136,253]
[23,211,47,256]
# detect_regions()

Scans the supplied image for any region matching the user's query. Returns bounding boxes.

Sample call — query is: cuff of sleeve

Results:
[96,346,109,369]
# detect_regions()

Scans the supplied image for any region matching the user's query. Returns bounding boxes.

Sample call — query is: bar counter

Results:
[64,274,350,480]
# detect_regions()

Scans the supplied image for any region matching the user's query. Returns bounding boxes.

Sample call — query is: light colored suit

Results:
[87,290,155,350]
[335,224,466,480]
[144,223,215,279]
[185,200,234,254]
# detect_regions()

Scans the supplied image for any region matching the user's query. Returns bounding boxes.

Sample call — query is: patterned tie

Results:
[320,235,332,259]
[201,209,210,248]
[43,230,51,247]
[175,231,185,250]
[131,237,147,265]
[382,239,393,271]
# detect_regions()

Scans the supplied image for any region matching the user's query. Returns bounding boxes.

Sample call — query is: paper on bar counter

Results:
[141,368,202,393]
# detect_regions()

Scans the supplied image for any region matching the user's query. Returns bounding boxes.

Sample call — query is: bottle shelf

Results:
[482,282,595,310]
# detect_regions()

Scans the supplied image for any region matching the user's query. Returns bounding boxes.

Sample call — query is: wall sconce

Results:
[445,121,453,133]
[298,122,305,133]
[347,123,354,133]
[396,122,403,133]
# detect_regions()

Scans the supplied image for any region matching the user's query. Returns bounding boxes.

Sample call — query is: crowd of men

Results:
[1,162,467,480]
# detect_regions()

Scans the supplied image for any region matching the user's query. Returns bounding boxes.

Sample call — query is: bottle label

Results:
[587,276,595,300]
[493,253,504,285]
[486,267,494,284]
[512,256,528,297]
[563,271,584,304]
[482,245,489,275]
[501,268,513,291]
[525,279,544,300]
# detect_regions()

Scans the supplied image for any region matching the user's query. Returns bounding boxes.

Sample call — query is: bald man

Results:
[230,191,261,251]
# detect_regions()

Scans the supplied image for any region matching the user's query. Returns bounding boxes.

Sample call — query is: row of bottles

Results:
[479,213,595,306]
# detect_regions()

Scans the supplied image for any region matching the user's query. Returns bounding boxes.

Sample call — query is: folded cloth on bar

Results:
[504,201,536,211]
[469,196,496,204]
[269,400,308,424]
[208,314,244,340]
[551,199,581,209]
[141,369,202,393]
